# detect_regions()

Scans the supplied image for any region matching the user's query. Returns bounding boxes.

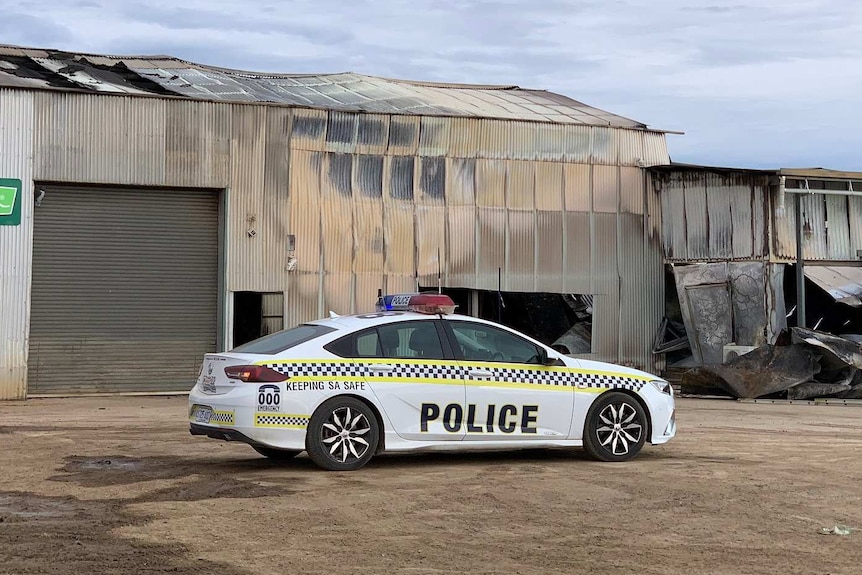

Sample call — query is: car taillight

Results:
[224,365,288,383]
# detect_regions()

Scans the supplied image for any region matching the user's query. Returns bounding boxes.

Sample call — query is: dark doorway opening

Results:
[233,292,263,348]
[233,292,285,348]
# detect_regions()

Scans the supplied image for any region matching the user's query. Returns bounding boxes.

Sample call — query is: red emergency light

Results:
[379,293,457,315]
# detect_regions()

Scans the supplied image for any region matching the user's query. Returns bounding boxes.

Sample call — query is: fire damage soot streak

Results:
[421,403,539,434]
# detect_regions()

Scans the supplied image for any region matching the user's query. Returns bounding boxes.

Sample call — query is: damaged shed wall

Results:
[0,87,669,398]
[655,170,769,263]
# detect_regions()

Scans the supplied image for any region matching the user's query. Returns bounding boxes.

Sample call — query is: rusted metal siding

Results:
[656,170,770,262]
[0,89,34,399]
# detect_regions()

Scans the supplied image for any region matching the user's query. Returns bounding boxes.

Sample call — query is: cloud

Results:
[3,0,861,169]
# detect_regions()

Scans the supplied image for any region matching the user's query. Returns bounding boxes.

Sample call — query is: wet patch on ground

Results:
[0,491,250,575]
[52,455,301,503]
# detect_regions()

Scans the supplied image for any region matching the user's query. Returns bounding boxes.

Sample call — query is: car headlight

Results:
[649,380,673,396]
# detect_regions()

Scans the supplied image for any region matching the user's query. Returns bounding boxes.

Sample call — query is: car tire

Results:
[583,392,647,462]
[306,396,380,471]
[252,446,301,461]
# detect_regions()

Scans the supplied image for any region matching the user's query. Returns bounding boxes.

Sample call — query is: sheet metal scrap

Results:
[789,328,862,398]
[790,328,862,369]
[681,344,819,399]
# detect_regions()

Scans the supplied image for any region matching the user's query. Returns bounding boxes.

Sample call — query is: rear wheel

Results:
[583,392,647,462]
[252,446,300,461]
[306,396,379,471]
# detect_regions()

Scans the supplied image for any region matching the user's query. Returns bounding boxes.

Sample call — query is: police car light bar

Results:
[376,293,457,315]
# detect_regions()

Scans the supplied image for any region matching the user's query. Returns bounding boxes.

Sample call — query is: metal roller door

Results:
[29,185,219,394]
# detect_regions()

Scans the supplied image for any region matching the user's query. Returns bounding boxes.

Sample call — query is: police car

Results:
[188,293,676,471]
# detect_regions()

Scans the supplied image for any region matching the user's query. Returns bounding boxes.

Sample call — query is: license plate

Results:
[193,406,213,424]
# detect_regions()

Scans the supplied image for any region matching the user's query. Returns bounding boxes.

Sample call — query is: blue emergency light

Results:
[375,292,457,314]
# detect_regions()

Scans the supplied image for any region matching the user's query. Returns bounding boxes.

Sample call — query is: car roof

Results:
[307,312,501,332]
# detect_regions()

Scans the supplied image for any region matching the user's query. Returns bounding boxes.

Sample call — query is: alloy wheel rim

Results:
[596,402,642,456]
[321,406,371,463]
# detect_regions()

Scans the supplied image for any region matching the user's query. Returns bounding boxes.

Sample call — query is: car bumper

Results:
[188,383,313,451]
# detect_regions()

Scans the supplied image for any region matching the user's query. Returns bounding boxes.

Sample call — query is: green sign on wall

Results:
[0,178,22,226]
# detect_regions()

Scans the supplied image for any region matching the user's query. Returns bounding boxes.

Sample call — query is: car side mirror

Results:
[538,348,563,366]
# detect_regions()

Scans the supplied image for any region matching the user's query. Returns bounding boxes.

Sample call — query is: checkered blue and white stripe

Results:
[262,361,646,392]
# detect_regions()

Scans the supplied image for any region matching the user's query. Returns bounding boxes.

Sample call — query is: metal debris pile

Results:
[681,327,862,399]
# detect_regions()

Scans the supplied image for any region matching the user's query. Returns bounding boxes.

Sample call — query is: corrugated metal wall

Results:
[773,192,862,261]
[0,89,34,399]
[656,170,769,263]
[0,90,671,398]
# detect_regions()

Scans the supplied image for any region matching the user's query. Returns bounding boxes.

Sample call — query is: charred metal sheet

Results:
[681,344,819,398]
[790,327,862,369]
[728,262,769,348]
[787,381,853,400]
[803,266,862,307]
[674,262,772,365]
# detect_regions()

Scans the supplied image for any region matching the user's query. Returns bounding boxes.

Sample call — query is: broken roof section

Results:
[0,44,651,129]
[804,266,862,307]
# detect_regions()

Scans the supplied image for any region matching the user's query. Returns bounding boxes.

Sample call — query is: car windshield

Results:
[231,324,336,354]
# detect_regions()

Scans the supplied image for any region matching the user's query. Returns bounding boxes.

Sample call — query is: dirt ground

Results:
[0,397,860,575]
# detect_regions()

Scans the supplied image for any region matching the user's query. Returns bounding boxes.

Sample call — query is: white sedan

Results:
[188,293,676,470]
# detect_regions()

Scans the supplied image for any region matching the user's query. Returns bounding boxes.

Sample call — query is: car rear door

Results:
[325,319,466,441]
[443,320,574,441]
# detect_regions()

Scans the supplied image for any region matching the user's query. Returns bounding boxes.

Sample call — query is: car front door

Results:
[326,319,465,441]
[444,320,574,441]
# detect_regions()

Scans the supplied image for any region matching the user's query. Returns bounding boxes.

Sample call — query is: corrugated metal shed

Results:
[0,44,674,398]
[0,44,659,129]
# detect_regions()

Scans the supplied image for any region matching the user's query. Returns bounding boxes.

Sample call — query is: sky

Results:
[1,0,860,170]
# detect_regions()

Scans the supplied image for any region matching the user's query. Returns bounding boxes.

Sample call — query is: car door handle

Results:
[468,369,493,378]
[368,364,395,373]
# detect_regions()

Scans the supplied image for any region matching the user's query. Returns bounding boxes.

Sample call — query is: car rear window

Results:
[231,324,336,354]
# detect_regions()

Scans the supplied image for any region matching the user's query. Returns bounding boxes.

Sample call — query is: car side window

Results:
[325,322,446,360]
[450,322,542,364]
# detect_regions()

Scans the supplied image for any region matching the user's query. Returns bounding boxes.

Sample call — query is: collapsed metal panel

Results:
[673,262,772,365]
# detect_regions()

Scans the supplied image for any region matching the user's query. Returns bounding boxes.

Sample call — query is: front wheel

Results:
[306,397,379,471]
[583,392,647,462]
